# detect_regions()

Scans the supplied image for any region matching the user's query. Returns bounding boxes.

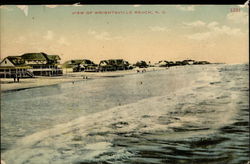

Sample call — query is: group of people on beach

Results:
[137,69,147,73]
[13,74,20,83]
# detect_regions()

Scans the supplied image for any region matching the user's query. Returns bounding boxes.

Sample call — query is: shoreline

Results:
[0,67,166,92]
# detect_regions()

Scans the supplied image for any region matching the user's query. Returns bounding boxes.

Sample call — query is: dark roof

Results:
[6,56,25,66]
[62,59,84,68]
[47,55,61,61]
[21,52,48,61]
[64,59,95,65]
[1,53,62,67]
[99,59,129,66]
[82,59,95,65]
[99,60,110,65]
[70,60,84,65]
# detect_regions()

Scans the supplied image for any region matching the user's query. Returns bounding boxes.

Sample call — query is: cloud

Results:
[58,37,70,46]
[88,30,97,35]
[187,32,211,40]
[15,36,26,43]
[183,20,206,27]
[88,30,111,40]
[207,21,219,29]
[17,5,28,16]
[88,29,122,40]
[95,32,111,40]
[227,11,248,24]
[176,5,195,11]
[183,20,219,29]
[212,25,243,36]
[149,26,168,32]
[43,30,54,40]
[43,30,70,46]
[187,21,244,40]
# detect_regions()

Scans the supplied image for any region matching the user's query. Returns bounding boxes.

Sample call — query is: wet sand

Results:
[0,67,165,92]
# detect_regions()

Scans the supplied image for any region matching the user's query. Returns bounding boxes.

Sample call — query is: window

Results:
[5,61,7,64]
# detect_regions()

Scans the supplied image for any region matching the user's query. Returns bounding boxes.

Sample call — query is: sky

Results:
[0,5,249,64]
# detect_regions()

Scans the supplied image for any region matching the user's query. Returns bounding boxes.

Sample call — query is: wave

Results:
[2,64,247,164]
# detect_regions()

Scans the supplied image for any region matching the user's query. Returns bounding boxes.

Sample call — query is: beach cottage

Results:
[134,61,148,68]
[98,59,131,71]
[76,59,98,72]
[0,56,33,78]
[62,59,98,72]
[20,52,63,76]
[182,59,195,65]
[194,61,210,65]
[155,60,169,67]
[0,52,63,78]
[98,60,115,71]
[113,59,131,70]
[47,55,61,65]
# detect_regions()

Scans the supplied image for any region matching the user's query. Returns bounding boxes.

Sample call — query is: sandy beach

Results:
[0,67,165,92]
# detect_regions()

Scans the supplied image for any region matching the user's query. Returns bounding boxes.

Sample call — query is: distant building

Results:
[134,61,149,68]
[62,59,98,72]
[194,61,210,65]
[20,52,62,76]
[155,60,169,67]
[99,60,116,71]
[21,53,48,65]
[147,61,154,67]
[63,59,84,68]
[0,52,63,78]
[77,59,98,72]
[98,59,132,71]
[155,59,210,67]
[182,59,195,65]
[47,55,61,65]
[0,56,25,67]
[112,59,131,70]
[0,56,33,78]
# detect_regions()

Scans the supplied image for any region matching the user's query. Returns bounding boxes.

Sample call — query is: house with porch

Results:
[98,59,132,71]
[0,52,63,78]
[0,56,33,78]
[20,52,63,76]
[62,59,98,72]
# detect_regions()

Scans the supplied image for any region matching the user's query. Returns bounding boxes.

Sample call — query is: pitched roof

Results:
[6,56,25,66]
[21,52,48,61]
[100,60,110,65]
[70,60,84,65]
[82,59,95,65]
[47,55,61,61]
[62,59,84,68]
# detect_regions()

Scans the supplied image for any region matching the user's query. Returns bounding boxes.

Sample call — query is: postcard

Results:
[0,4,249,164]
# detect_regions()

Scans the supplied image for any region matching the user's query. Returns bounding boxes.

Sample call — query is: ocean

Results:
[1,64,249,164]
